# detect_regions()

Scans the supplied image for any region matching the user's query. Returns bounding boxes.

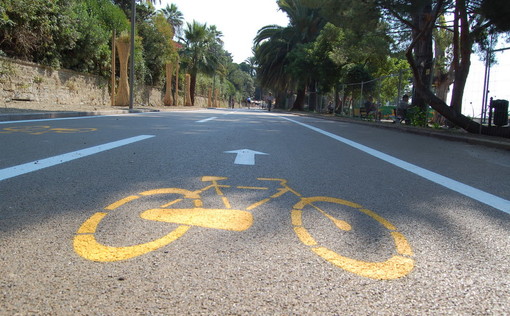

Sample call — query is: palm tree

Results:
[180,21,224,105]
[254,0,325,110]
[254,25,293,90]
[160,3,184,39]
[244,56,257,77]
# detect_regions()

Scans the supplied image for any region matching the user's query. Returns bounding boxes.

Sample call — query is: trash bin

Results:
[491,99,509,126]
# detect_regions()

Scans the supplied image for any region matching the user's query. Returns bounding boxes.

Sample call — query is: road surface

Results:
[1,109,509,314]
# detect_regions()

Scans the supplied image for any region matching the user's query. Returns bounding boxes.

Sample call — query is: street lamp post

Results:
[129,0,136,110]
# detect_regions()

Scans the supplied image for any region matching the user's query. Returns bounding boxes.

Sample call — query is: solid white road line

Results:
[0,135,155,181]
[0,115,106,125]
[282,116,510,214]
[196,117,217,123]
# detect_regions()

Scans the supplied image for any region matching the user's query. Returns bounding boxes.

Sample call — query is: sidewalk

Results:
[1,104,509,151]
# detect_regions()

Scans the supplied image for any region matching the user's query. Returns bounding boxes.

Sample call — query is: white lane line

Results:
[0,135,155,181]
[282,117,510,214]
[0,115,107,125]
[0,111,159,125]
[196,117,217,123]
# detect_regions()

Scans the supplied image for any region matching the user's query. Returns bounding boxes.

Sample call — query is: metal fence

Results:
[279,69,413,121]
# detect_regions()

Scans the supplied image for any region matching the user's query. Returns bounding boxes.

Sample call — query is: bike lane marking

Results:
[74,180,254,262]
[73,176,415,279]
[0,135,155,181]
[281,116,510,214]
[291,196,414,280]
[0,125,97,135]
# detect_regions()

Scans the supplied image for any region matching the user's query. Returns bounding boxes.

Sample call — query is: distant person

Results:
[396,94,410,124]
[247,97,251,109]
[266,93,274,111]
[327,101,334,114]
[364,96,376,117]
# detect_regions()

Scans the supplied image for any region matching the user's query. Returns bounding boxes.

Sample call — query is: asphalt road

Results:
[1,109,509,315]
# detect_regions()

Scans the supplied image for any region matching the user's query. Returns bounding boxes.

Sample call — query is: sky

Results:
[460,47,510,118]
[156,0,289,64]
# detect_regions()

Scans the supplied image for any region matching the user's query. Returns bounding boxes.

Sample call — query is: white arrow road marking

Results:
[224,149,268,165]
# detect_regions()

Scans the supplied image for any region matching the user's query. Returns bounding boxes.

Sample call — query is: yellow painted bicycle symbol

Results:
[74,177,414,280]
[0,125,97,135]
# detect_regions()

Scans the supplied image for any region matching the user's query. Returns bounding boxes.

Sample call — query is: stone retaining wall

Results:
[0,57,209,110]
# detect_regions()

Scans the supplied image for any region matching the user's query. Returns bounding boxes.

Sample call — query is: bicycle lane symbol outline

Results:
[74,176,414,280]
[0,125,97,135]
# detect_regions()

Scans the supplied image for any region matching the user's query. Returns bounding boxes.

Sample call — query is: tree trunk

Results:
[111,29,116,106]
[185,74,192,106]
[308,81,317,112]
[433,74,452,124]
[406,31,509,136]
[189,73,197,106]
[292,87,306,111]
[163,63,174,106]
[174,63,180,106]
[411,1,434,113]
[413,82,509,137]
[449,0,471,115]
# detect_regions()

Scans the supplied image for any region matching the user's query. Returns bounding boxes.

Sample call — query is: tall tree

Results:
[241,57,257,77]
[254,25,294,102]
[254,0,326,110]
[375,0,437,125]
[0,0,128,75]
[180,21,224,105]
[381,0,510,136]
[160,3,184,39]
[138,11,177,85]
[432,15,454,113]
[480,0,510,32]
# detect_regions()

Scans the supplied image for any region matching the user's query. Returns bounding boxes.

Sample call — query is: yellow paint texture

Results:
[358,209,397,231]
[294,196,362,210]
[104,196,139,211]
[140,208,253,231]
[294,227,317,246]
[312,247,414,280]
[246,198,270,211]
[236,186,268,190]
[221,196,231,209]
[309,203,352,231]
[291,210,302,226]
[74,225,190,262]
[161,199,183,208]
[140,188,200,199]
[391,232,414,256]
[76,212,107,234]
[201,176,228,182]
